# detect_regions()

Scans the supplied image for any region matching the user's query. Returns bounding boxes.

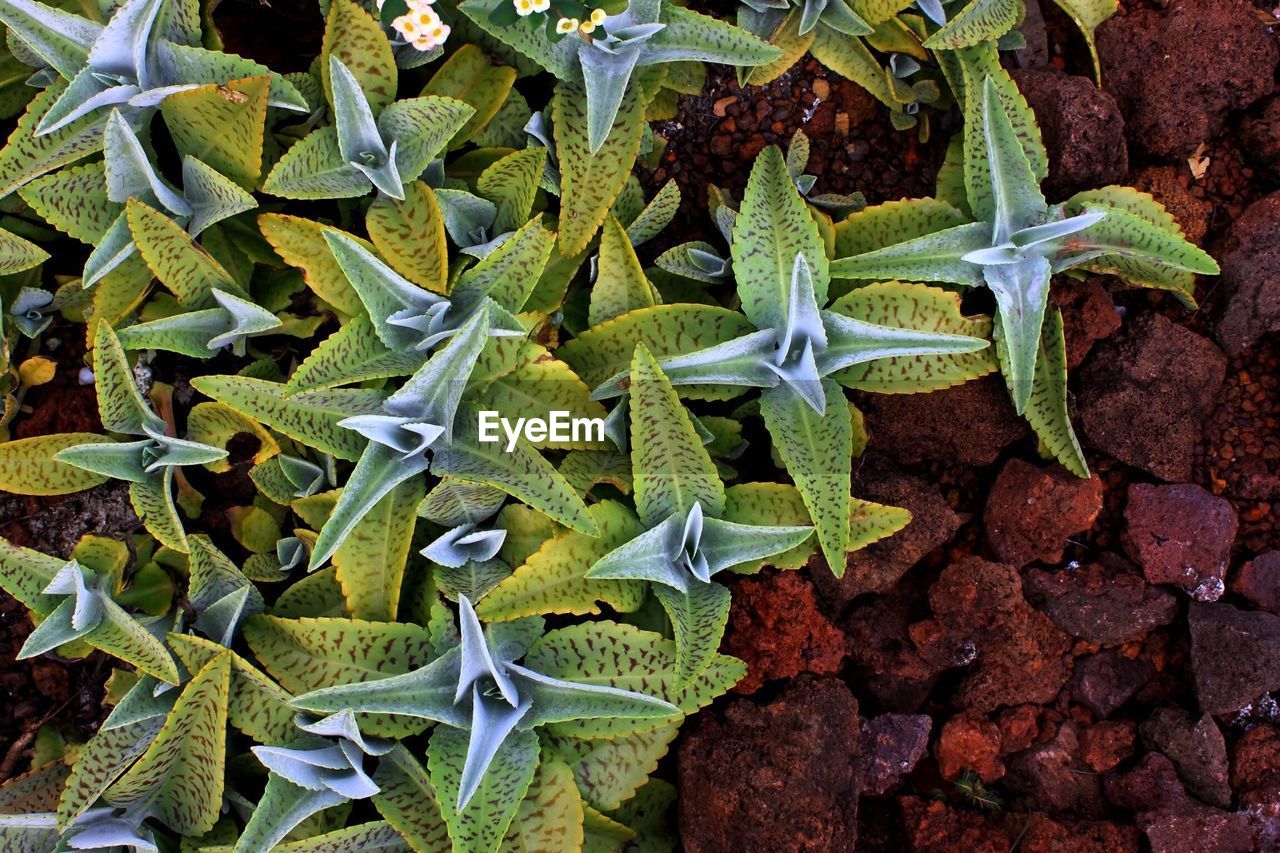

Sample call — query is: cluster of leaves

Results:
[0,0,1214,850]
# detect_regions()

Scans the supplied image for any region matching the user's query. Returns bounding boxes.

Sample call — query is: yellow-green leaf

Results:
[0,433,111,495]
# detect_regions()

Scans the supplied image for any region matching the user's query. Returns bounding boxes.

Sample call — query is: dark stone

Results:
[1024,556,1178,645]
[1004,723,1107,818]
[860,713,931,796]
[1139,708,1231,808]
[1122,483,1238,601]
[1070,649,1155,718]
[1078,312,1227,482]
[677,677,860,852]
[1051,276,1123,369]
[1012,67,1128,199]
[843,582,944,711]
[1215,191,1280,357]
[1232,551,1280,614]
[898,797,1009,853]
[813,454,963,609]
[912,557,1072,713]
[1012,814,1142,853]
[1105,752,1196,813]
[1097,0,1278,158]
[983,458,1103,568]
[1240,96,1280,180]
[1231,723,1280,807]
[1139,811,1255,853]
[857,375,1027,469]
[1189,602,1280,715]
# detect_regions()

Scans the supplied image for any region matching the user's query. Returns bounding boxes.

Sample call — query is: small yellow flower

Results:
[514,0,536,15]
[578,18,595,33]
[556,16,578,33]
[590,7,606,24]
[531,0,550,11]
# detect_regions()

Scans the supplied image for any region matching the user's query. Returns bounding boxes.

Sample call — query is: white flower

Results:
[532,0,551,11]
[578,18,596,33]
[514,0,536,16]
[394,5,449,49]
[589,7,606,24]
[556,16,578,33]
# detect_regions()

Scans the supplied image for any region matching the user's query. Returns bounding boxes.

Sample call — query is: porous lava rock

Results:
[1078,312,1227,481]
[1009,814,1141,853]
[813,453,962,609]
[1080,720,1137,773]
[844,583,945,710]
[1215,191,1280,357]
[1070,649,1155,718]
[860,713,931,796]
[936,712,1004,783]
[1232,551,1280,614]
[911,557,1072,713]
[1129,166,1211,247]
[857,375,1027,468]
[1230,723,1280,807]
[721,570,845,694]
[1050,276,1123,369]
[1097,0,1278,158]
[1139,708,1231,808]
[1189,602,1280,715]
[1003,723,1107,818]
[1023,556,1178,645]
[1011,67,1128,199]
[1240,95,1280,180]
[1122,483,1238,600]
[677,677,861,852]
[898,797,1009,853]
[983,459,1103,567]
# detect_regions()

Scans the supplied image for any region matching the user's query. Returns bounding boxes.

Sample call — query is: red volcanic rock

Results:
[1071,649,1155,719]
[936,712,1004,784]
[983,458,1103,567]
[1232,551,1280,613]
[861,713,932,796]
[1123,483,1238,600]
[1189,602,1280,715]
[1080,720,1137,773]
[1023,557,1178,645]
[1215,191,1280,357]
[1139,708,1231,808]
[898,797,1010,853]
[1051,276,1123,369]
[1013,814,1141,853]
[1231,723,1280,807]
[1004,723,1107,818]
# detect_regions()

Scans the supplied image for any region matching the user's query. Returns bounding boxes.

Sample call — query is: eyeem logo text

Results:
[478,410,605,452]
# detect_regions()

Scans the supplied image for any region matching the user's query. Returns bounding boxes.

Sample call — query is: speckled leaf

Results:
[321,0,397,114]
[606,778,676,852]
[731,145,828,330]
[87,596,181,683]
[419,478,508,527]
[259,214,366,316]
[554,80,646,257]
[500,754,583,853]
[848,0,915,23]
[105,653,229,834]
[333,477,423,621]
[828,220,988,286]
[451,218,554,314]
[923,0,1022,49]
[242,615,435,737]
[1021,307,1088,477]
[19,162,117,244]
[89,255,156,342]
[477,500,644,621]
[581,806,634,851]
[0,81,104,197]
[473,345,607,451]
[367,182,449,292]
[57,716,164,829]
[477,148,545,233]
[93,320,164,435]
[559,304,756,392]
[261,127,369,200]
[165,45,308,112]
[589,216,659,327]
[746,11,814,87]
[809,27,893,108]
[129,474,188,553]
[189,375,385,460]
[0,433,111,496]
[168,633,297,746]
[559,451,632,498]
[829,281,996,392]
[833,198,968,258]
[428,725,539,853]
[458,0,578,79]
[712,483,814,570]
[653,582,731,685]
[287,316,421,395]
[629,344,723,525]
[760,380,852,575]
[547,725,678,811]
[273,566,350,619]
[185,402,279,472]
[625,180,681,246]
[371,747,450,852]
[1048,0,1117,80]
[434,420,596,535]
[0,761,68,814]
[0,538,65,615]
[276,821,411,852]
[161,76,270,190]
[424,44,517,148]
[126,200,240,306]
[658,4,783,66]
[528,622,745,739]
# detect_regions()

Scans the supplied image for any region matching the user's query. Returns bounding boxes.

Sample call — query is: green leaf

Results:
[321,0,398,114]
[0,80,105,197]
[371,747,450,852]
[547,725,678,811]
[86,596,181,684]
[261,127,369,200]
[451,218,554,314]
[287,315,422,395]
[477,500,645,621]
[731,145,828,330]
[477,148,545,234]
[526,622,744,739]
[829,281,997,392]
[923,0,1023,49]
[275,821,413,851]
[128,473,189,553]
[168,633,297,746]
[0,538,65,616]
[828,221,988,286]
[629,344,723,525]
[1048,0,1117,81]
[559,304,756,393]
[161,75,270,191]
[428,725,539,853]
[589,216,659,327]
[367,182,450,293]
[554,80,646,257]
[19,162,118,244]
[419,478,509,527]
[259,214,366,315]
[718,483,817,570]
[653,582,732,685]
[501,754,584,853]
[126,200,241,306]
[0,433,111,496]
[190,375,385,461]
[759,380,852,574]
[105,653,230,835]
[91,320,164,436]
[809,26,893,108]
[273,566,350,619]
[57,716,164,829]
[605,778,676,852]
[746,11,816,87]
[333,477,423,621]
[1021,307,1088,476]
[423,44,518,147]
[242,614,435,737]
[832,197,969,258]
